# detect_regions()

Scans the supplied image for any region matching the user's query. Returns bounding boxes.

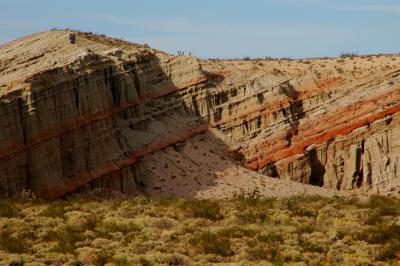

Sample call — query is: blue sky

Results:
[1,0,399,59]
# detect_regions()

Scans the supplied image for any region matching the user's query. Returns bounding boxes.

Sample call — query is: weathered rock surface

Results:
[1,30,399,199]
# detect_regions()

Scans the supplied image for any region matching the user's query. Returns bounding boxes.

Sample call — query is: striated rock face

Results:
[1,30,400,199]
[0,31,208,199]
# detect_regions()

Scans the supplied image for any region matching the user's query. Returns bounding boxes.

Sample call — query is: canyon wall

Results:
[1,30,400,199]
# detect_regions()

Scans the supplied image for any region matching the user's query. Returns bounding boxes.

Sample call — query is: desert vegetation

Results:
[1,192,400,265]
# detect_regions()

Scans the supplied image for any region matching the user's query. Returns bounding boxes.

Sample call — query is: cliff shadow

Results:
[307,149,325,186]
[279,81,304,146]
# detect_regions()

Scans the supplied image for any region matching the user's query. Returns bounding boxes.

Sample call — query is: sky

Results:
[1,0,399,59]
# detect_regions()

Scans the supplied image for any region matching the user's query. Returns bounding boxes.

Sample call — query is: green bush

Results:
[181,199,222,220]
[218,226,257,239]
[298,235,326,253]
[292,207,317,217]
[139,257,154,266]
[68,262,83,266]
[97,250,113,265]
[257,232,284,244]
[0,201,18,217]
[233,191,273,223]
[112,257,130,266]
[364,195,400,216]
[235,209,268,224]
[85,214,99,230]
[0,235,28,253]
[246,246,283,264]
[40,201,65,217]
[246,232,284,263]
[357,224,400,244]
[297,223,316,234]
[43,226,85,254]
[362,210,383,225]
[377,240,400,261]
[100,219,140,233]
[280,197,317,217]
[190,231,233,256]
[9,260,24,266]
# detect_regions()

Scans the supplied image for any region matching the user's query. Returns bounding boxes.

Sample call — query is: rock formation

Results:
[1,30,399,199]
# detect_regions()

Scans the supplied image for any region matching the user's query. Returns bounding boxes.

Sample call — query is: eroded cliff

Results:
[1,30,399,199]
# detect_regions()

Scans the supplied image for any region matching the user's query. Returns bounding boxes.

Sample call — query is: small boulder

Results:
[69,33,76,44]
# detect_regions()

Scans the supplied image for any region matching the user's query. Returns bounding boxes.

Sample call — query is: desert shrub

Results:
[129,194,151,206]
[111,256,131,266]
[280,197,317,217]
[235,208,268,224]
[181,199,222,220]
[299,238,326,253]
[296,223,316,235]
[340,52,358,58]
[19,189,38,203]
[233,190,273,223]
[40,200,65,217]
[163,253,189,265]
[85,214,99,230]
[377,240,400,261]
[151,217,178,230]
[328,195,363,209]
[364,195,400,216]
[18,228,37,241]
[97,249,114,265]
[280,198,297,211]
[68,262,83,266]
[256,232,284,244]
[336,67,344,74]
[0,201,18,218]
[0,234,28,253]
[139,257,154,266]
[218,226,257,239]
[100,218,140,233]
[292,207,317,217]
[357,224,400,244]
[362,210,383,225]
[152,196,178,207]
[51,238,77,254]
[246,232,284,263]
[124,231,149,245]
[0,200,18,217]
[335,229,345,240]
[111,198,124,209]
[9,260,24,266]
[111,256,130,266]
[246,245,283,263]
[43,226,85,254]
[233,188,262,204]
[190,231,233,256]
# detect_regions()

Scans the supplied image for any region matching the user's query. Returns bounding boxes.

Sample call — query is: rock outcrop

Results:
[1,30,399,199]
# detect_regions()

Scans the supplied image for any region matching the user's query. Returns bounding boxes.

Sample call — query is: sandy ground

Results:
[143,129,349,199]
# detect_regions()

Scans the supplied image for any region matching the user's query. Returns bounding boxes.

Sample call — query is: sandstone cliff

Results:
[0,30,399,199]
